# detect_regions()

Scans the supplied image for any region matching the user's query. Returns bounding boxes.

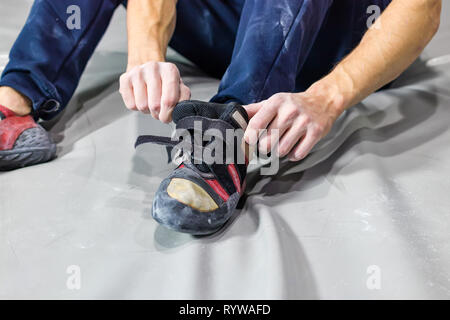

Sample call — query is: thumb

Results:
[243,102,263,119]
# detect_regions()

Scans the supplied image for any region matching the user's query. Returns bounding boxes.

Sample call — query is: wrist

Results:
[127,48,166,70]
[305,77,348,119]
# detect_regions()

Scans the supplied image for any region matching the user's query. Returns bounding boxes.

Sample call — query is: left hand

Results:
[243,91,343,161]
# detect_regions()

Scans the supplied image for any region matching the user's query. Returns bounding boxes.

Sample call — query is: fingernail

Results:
[294,152,303,161]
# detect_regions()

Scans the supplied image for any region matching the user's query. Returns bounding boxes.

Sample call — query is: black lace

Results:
[135,115,239,170]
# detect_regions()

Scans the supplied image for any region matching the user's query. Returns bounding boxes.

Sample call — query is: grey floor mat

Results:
[1,1,450,299]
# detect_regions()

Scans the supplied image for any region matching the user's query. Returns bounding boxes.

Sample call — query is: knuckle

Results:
[269,96,282,106]
[143,62,159,74]
[249,118,263,129]
[119,74,129,86]
[129,66,140,76]
[165,63,179,73]
[278,145,288,156]
[137,68,146,80]
[302,114,311,123]
[316,123,325,132]
[145,62,158,73]
[310,128,321,139]
[165,77,180,86]
[272,93,287,103]
[149,103,161,112]
[285,106,300,119]
[136,102,148,110]
[163,97,176,108]
[126,66,138,75]
[129,70,142,82]
[271,93,283,100]
[144,61,158,68]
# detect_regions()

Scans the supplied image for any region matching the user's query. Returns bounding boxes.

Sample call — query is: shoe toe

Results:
[152,175,238,235]
[166,178,219,212]
[0,125,56,171]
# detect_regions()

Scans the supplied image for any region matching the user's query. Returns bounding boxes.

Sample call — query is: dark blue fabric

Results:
[0,0,124,119]
[0,0,391,120]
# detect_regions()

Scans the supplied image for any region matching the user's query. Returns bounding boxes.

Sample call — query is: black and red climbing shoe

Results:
[0,105,56,171]
[135,100,250,235]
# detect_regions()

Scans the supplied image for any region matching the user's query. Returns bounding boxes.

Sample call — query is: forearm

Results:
[126,0,177,68]
[308,0,442,114]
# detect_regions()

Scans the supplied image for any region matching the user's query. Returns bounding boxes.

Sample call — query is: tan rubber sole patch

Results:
[167,178,219,212]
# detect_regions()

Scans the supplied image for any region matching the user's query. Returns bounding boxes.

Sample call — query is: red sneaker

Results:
[0,105,56,171]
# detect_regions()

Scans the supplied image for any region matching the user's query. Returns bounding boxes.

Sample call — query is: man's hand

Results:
[119,62,190,122]
[244,89,343,161]
[243,0,441,162]
[122,0,188,122]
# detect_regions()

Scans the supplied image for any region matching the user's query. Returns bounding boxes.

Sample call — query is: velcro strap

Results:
[135,135,180,148]
[135,116,244,171]
[175,116,235,135]
[135,116,237,149]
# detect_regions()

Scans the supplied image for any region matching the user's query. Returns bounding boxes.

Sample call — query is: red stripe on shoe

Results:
[0,105,16,118]
[227,164,241,194]
[178,164,185,169]
[205,179,229,202]
[0,115,37,150]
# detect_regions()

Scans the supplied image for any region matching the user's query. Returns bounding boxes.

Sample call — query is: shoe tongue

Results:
[218,103,249,130]
[172,100,248,129]
[172,100,249,173]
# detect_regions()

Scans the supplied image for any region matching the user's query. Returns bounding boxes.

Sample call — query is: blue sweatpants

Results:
[0,0,391,120]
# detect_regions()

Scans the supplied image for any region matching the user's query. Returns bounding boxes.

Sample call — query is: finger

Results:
[243,102,263,118]
[179,81,191,102]
[258,116,289,154]
[145,68,162,119]
[244,102,277,145]
[277,118,308,157]
[119,74,137,111]
[159,64,181,123]
[132,74,150,114]
[288,129,319,161]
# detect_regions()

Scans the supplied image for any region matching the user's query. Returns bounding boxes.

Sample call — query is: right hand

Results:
[119,61,191,123]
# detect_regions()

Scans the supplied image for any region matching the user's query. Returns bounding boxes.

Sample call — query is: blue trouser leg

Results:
[169,0,244,79]
[211,0,392,104]
[0,0,240,120]
[1,0,392,120]
[0,0,123,120]
[211,0,335,104]
[296,0,393,91]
